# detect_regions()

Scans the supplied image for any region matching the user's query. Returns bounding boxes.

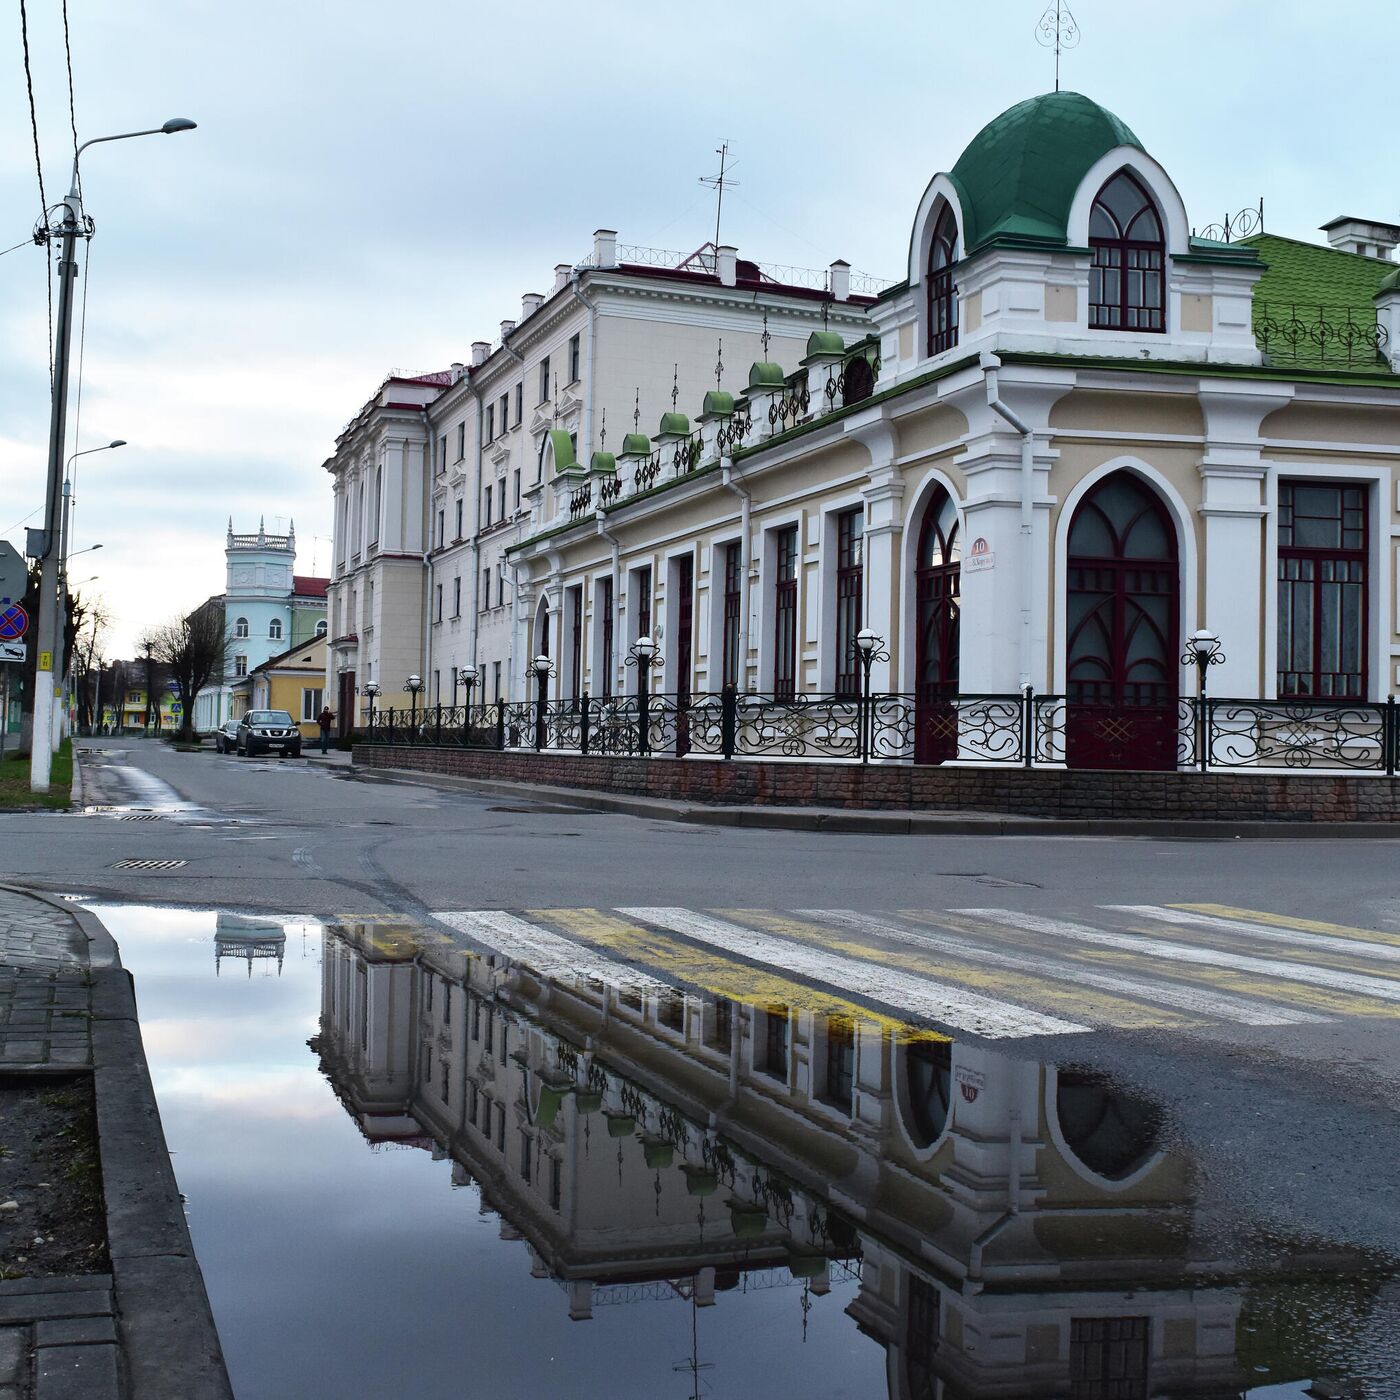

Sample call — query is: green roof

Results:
[748,361,785,390]
[588,450,616,474]
[547,428,577,474]
[804,330,845,358]
[655,411,689,438]
[619,432,651,456]
[1380,267,1400,295]
[1241,233,1393,371]
[949,91,1142,254]
[701,389,734,418]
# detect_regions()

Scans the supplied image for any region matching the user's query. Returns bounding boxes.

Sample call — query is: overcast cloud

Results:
[3,0,1398,655]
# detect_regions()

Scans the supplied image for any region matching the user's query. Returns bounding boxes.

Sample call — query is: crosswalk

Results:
[426,901,1400,1041]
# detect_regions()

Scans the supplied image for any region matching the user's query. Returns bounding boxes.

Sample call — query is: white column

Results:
[848,418,902,690]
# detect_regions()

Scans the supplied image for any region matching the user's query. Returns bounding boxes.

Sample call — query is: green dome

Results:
[1378,267,1400,296]
[949,91,1143,254]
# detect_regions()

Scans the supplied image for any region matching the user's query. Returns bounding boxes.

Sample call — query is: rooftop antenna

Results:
[1036,0,1080,92]
[699,141,739,254]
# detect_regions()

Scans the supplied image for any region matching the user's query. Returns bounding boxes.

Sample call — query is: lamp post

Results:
[30,119,196,793]
[457,664,479,714]
[626,635,659,757]
[363,681,380,733]
[532,655,555,751]
[853,629,889,764]
[404,674,423,731]
[1182,629,1225,773]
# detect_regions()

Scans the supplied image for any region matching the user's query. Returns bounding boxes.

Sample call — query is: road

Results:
[6,737,1400,1264]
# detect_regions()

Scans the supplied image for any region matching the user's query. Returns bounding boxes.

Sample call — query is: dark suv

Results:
[236,709,302,758]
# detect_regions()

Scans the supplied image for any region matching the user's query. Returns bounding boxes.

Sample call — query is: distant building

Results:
[190,519,328,733]
[246,633,328,740]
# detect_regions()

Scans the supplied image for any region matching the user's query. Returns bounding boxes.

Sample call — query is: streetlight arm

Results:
[70,120,197,195]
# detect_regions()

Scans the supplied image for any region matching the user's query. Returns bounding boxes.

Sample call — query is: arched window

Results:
[1056,1068,1162,1180]
[926,206,959,355]
[1089,171,1164,332]
[269,618,283,641]
[234,617,249,639]
[914,487,960,763]
[314,619,328,638]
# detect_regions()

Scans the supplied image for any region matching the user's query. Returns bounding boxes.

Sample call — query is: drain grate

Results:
[111,858,188,871]
[119,813,162,822]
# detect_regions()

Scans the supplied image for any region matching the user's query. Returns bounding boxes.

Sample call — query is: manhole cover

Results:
[111,858,188,871]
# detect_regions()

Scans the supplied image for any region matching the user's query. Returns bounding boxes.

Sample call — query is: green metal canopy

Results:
[948,91,1143,255]
[535,1085,568,1131]
[619,432,651,456]
[547,428,578,474]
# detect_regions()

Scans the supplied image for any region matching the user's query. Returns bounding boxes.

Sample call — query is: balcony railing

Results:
[362,691,1400,775]
[1254,302,1389,368]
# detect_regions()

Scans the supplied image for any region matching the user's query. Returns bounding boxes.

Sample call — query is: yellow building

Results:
[247,635,329,740]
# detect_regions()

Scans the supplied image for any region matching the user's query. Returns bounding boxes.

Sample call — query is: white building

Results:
[322,235,879,730]
[190,519,328,733]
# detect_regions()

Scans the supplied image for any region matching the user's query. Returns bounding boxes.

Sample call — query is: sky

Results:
[3,0,1398,657]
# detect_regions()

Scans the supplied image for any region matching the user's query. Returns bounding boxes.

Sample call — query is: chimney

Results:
[1321,216,1400,260]
[471,341,490,367]
[592,229,618,269]
[716,244,738,287]
[521,292,544,320]
[554,262,572,293]
[828,259,851,301]
[500,319,516,341]
[450,361,465,383]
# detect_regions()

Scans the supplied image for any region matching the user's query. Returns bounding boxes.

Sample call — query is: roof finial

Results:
[633,388,640,433]
[670,364,679,412]
[598,408,607,452]
[1036,0,1080,92]
[760,312,771,361]
[715,339,724,392]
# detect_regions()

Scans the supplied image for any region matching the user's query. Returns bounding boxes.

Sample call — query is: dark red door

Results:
[914,488,960,764]
[1065,473,1178,771]
[338,670,356,738]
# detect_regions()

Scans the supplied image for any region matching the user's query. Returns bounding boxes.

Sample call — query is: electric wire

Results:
[17,0,54,392]
[61,0,80,198]
[0,239,36,259]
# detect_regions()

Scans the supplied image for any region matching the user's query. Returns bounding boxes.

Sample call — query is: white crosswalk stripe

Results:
[434,910,672,994]
[798,909,1325,1027]
[620,906,1090,1040]
[1104,905,1400,965]
[956,908,1400,1005]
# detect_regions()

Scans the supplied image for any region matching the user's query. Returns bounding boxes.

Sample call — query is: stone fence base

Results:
[355,745,1400,823]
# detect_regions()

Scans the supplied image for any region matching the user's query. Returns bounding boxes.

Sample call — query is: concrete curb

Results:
[354,762,1400,839]
[0,884,233,1398]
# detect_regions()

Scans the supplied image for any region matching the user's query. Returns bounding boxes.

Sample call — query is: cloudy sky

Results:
[3,0,1397,655]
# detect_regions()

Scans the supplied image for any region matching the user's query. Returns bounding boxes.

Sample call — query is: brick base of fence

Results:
[355,745,1400,823]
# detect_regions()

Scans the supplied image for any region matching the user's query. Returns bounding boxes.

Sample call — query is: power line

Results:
[0,239,36,259]
[17,0,54,391]
[61,0,81,199]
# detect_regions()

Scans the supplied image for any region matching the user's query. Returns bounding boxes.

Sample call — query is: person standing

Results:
[317,705,335,755]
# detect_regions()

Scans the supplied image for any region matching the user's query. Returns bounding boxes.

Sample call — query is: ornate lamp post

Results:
[363,681,380,734]
[531,655,554,751]
[854,629,890,765]
[404,673,423,731]
[1182,629,1224,773]
[626,635,659,757]
[457,664,479,713]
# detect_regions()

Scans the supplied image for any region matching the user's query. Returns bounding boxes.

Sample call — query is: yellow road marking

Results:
[721,910,1181,1030]
[1175,903,1400,950]
[533,908,945,1043]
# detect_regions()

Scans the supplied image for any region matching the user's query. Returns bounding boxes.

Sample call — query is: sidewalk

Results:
[0,885,232,1399]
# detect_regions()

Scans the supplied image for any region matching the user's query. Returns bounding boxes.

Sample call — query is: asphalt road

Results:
[6,737,1400,1272]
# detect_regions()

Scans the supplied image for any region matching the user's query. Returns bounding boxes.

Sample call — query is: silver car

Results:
[213,718,240,754]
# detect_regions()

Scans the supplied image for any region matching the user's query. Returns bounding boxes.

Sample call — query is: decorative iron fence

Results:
[1254,302,1388,368]
[363,691,1400,774]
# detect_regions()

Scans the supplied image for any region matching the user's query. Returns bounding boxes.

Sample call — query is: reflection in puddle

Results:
[91,905,1397,1400]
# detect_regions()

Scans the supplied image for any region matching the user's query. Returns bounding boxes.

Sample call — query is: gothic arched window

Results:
[926,206,959,355]
[1089,170,1165,332]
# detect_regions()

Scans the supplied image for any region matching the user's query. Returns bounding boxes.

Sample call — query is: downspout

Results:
[466,374,485,667]
[980,351,1035,691]
[720,455,753,687]
[485,335,526,693]
[420,411,434,705]
[966,1108,1021,1287]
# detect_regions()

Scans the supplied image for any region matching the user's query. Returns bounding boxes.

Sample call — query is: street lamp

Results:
[1182,629,1225,774]
[404,674,423,728]
[853,629,890,764]
[30,117,196,793]
[626,636,660,757]
[456,664,479,713]
[363,681,380,731]
[531,655,555,751]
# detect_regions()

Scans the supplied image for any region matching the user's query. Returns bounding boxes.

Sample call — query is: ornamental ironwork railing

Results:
[567,479,592,520]
[1254,302,1389,368]
[770,374,811,432]
[362,692,1400,774]
[822,345,882,413]
[671,429,704,475]
[633,450,662,494]
[716,401,754,456]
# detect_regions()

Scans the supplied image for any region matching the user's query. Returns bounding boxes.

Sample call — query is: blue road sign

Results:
[0,604,28,642]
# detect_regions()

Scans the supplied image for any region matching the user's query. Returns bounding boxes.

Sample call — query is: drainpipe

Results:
[720,456,753,687]
[596,516,623,695]
[980,351,1035,691]
[966,1108,1021,1286]
[568,271,597,464]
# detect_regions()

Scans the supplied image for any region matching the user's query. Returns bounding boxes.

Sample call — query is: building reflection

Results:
[310,920,1381,1398]
[214,913,286,977]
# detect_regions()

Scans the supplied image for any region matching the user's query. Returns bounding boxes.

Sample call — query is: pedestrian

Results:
[317,705,335,755]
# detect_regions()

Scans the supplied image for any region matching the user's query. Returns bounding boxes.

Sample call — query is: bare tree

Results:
[143,601,229,743]
[70,591,110,733]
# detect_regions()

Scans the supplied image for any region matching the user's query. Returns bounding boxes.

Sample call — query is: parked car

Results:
[236,709,302,758]
[213,718,240,754]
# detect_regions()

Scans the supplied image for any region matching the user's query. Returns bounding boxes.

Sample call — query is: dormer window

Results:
[1089,171,1164,332]
[927,206,959,355]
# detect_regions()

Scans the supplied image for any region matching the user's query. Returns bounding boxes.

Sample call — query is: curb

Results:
[353,762,1400,839]
[0,883,233,1398]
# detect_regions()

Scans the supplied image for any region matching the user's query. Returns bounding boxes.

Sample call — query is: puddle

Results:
[86,904,1400,1400]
